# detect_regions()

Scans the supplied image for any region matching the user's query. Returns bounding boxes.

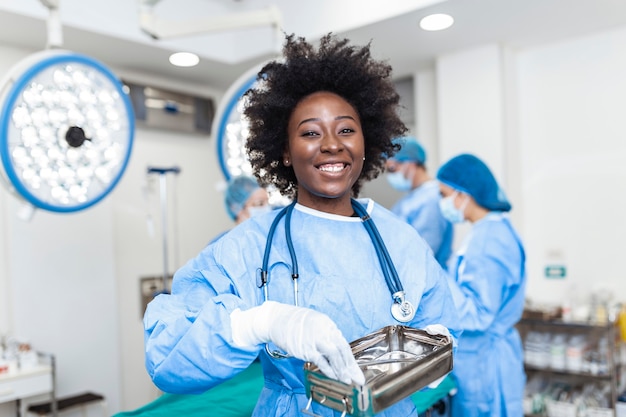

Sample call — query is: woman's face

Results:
[284,91,365,214]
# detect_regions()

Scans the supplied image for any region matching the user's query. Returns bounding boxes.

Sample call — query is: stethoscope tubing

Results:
[350,200,403,297]
[260,199,406,308]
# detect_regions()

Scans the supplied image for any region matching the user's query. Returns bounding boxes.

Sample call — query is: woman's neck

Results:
[296,194,356,216]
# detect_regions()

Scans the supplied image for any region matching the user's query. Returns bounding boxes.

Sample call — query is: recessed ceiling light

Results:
[420,13,454,31]
[169,52,200,67]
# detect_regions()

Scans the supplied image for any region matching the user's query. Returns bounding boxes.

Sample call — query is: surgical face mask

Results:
[439,193,466,223]
[386,171,412,192]
[247,205,272,218]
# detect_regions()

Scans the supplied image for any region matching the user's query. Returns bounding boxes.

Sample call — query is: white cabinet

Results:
[0,366,52,402]
[0,353,56,417]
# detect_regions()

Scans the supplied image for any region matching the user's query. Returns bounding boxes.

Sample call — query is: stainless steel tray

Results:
[303,325,452,417]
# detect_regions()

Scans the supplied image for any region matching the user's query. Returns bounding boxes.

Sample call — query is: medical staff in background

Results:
[385,137,453,269]
[226,175,271,224]
[210,175,272,244]
[143,33,461,417]
[436,154,526,417]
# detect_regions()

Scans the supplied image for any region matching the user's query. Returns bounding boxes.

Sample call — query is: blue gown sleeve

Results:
[143,238,262,394]
[446,221,520,332]
[385,200,462,345]
[407,201,445,256]
[414,260,463,345]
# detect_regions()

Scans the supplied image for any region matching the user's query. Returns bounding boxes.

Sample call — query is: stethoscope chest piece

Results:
[391,299,416,323]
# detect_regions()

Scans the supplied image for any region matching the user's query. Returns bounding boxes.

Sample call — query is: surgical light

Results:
[213,63,265,180]
[0,49,135,215]
[213,62,290,208]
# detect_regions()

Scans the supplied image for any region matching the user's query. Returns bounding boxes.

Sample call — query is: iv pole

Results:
[147,166,181,294]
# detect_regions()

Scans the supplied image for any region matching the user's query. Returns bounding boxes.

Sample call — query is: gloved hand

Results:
[230,301,365,385]
[423,324,451,340]
[423,324,452,389]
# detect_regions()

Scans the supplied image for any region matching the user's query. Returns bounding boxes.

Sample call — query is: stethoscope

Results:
[257,198,416,359]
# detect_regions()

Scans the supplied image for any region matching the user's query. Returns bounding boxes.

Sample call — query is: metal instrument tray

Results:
[303,325,452,417]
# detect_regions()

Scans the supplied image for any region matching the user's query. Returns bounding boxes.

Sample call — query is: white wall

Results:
[436,44,506,179]
[516,26,626,308]
[0,45,35,341]
[434,44,508,249]
[415,68,439,169]
[4,195,121,411]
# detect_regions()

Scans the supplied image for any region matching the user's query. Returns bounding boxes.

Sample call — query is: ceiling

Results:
[1,0,626,91]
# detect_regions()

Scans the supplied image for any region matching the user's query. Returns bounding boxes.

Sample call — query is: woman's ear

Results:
[282,149,291,166]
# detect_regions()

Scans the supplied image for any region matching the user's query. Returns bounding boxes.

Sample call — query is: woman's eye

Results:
[301,130,318,137]
[339,128,355,134]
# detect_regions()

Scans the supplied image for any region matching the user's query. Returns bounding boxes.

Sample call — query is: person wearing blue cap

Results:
[385,136,453,269]
[225,176,271,224]
[210,175,271,244]
[436,153,526,417]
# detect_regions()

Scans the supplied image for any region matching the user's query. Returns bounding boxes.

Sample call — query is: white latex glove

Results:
[230,301,365,385]
[424,324,451,339]
[423,324,452,389]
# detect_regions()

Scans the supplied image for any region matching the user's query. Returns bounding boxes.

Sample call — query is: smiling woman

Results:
[143,33,461,417]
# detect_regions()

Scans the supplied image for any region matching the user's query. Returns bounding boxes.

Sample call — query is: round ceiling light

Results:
[169,52,200,67]
[420,13,454,31]
[0,49,135,213]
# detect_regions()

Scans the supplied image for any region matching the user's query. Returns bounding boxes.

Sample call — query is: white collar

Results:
[294,198,373,222]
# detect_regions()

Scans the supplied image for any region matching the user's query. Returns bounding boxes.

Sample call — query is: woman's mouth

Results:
[318,163,347,172]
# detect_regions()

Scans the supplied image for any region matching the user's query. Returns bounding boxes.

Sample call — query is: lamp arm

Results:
[40,0,63,49]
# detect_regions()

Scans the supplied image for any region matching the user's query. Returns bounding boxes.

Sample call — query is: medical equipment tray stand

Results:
[146,166,181,294]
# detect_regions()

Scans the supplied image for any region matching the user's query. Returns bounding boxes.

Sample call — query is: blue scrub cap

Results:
[224,176,260,220]
[391,136,427,164]
[436,154,512,212]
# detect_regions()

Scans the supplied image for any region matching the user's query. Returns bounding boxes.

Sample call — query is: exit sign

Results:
[544,265,567,279]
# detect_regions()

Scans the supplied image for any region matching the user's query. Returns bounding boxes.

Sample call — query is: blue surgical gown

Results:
[446,212,526,417]
[391,180,453,269]
[144,199,461,417]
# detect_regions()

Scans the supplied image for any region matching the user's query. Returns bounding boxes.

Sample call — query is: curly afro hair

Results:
[243,33,407,199]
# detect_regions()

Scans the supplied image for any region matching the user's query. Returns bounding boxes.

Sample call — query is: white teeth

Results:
[319,164,344,172]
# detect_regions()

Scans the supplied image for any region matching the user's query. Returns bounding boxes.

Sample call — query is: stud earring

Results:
[363,157,366,161]
[284,159,289,165]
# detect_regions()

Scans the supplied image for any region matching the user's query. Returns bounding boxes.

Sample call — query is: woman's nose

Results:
[320,132,343,152]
